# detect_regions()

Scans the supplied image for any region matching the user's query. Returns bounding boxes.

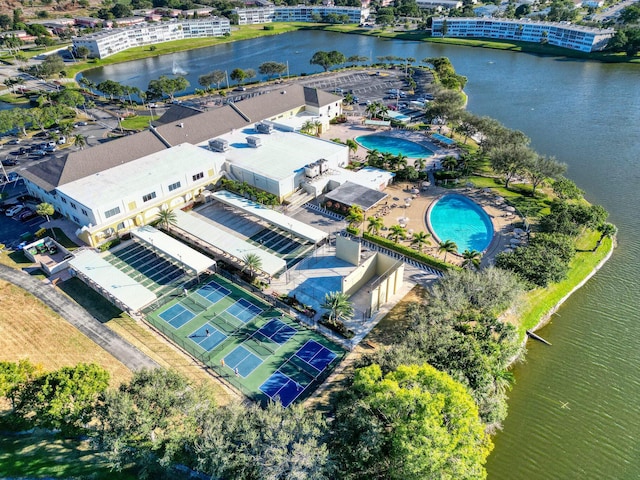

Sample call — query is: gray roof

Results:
[325,181,388,211]
[154,105,249,146]
[21,130,168,191]
[154,104,204,126]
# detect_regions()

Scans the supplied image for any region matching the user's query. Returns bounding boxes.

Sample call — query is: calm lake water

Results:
[84,31,640,479]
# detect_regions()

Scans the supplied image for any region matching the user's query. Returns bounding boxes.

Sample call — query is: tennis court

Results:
[188,323,227,351]
[259,340,338,407]
[158,303,196,328]
[146,274,344,406]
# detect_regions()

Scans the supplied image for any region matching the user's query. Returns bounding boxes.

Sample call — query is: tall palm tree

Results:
[442,156,458,171]
[366,149,381,167]
[313,120,322,136]
[387,224,407,243]
[438,239,458,262]
[367,217,384,236]
[301,120,314,135]
[414,157,427,171]
[345,138,358,160]
[321,291,354,327]
[156,208,177,232]
[462,249,482,270]
[411,231,431,252]
[242,252,262,279]
[73,134,87,150]
[345,205,364,229]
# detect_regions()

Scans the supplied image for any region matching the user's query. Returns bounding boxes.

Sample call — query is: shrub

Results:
[98,238,121,252]
[263,25,275,30]
[363,232,456,272]
[320,316,355,338]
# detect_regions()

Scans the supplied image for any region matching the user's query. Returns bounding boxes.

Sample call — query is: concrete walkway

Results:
[0,264,158,372]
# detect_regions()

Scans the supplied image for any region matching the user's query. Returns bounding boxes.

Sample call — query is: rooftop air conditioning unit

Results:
[246,136,262,148]
[208,138,229,152]
[255,122,273,134]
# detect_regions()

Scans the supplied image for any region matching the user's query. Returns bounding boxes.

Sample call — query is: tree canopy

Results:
[310,50,346,72]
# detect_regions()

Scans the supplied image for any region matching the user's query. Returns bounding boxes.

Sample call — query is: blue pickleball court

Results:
[158,303,196,329]
[295,340,337,371]
[258,318,297,345]
[224,345,263,377]
[259,371,305,408]
[189,323,227,352]
[196,281,231,304]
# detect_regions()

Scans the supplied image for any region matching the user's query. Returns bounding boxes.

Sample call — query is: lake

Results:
[83,31,640,479]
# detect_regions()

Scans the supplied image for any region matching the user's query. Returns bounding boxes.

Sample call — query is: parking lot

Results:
[0,180,45,248]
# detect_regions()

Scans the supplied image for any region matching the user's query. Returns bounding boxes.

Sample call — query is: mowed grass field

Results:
[0,280,132,388]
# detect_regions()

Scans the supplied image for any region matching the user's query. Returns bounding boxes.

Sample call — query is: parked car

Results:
[31,149,47,157]
[7,138,21,145]
[44,239,58,254]
[57,136,66,145]
[2,158,18,166]
[7,172,19,182]
[44,144,56,153]
[5,205,25,217]
[46,141,56,148]
[18,209,37,221]
[18,146,32,155]
[74,121,88,127]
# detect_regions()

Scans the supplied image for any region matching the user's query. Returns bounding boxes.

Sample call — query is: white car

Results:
[5,205,24,217]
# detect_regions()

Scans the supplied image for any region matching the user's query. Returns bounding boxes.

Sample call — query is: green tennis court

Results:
[145,273,344,406]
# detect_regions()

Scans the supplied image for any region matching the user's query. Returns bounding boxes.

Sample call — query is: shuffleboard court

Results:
[159,303,196,329]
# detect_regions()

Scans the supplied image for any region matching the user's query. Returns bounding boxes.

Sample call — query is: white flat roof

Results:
[219,128,346,182]
[69,250,156,311]
[131,225,216,273]
[308,166,395,192]
[59,143,225,210]
[211,190,328,244]
[173,209,286,277]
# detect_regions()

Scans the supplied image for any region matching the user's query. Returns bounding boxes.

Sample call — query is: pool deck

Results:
[321,121,523,267]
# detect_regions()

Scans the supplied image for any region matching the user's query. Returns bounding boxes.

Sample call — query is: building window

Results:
[81,208,88,215]
[142,192,157,202]
[168,181,181,191]
[104,206,121,218]
[72,216,80,223]
[192,172,204,181]
[70,202,77,209]
[61,197,67,204]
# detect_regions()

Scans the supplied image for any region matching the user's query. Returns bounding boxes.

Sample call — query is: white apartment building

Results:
[416,0,464,11]
[431,17,614,52]
[72,17,231,59]
[233,6,369,25]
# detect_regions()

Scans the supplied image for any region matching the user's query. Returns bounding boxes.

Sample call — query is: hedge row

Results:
[362,232,458,272]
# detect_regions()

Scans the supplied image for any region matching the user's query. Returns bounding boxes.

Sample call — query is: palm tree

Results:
[415,157,427,171]
[242,252,262,279]
[73,134,87,150]
[438,239,458,262]
[442,156,458,171]
[411,231,431,252]
[36,202,55,223]
[313,120,322,136]
[346,138,358,160]
[321,291,354,327]
[366,149,381,167]
[387,224,407,243]
[156,208,177,232]
[345,205,364,229]
[367,217,384,236]
[365,102,379,119]
[462,249,482,270]
[301,120,314,135]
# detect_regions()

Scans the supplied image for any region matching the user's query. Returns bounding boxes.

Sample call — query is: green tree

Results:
[441,155,458,171]
[36,202,54,222]
[73,134,87,150]
[438,239,458,262]
[0,360,42,406]
[146,75,189,101]
[97,79,124,100]
[595,222,617,250]
[345,138,358,159]
[345,205,364,228]
[11,363,109,435]
[230,68,248,85]
[410,231,431,252]
[258,61,287,80]
[155,208,177,232]
[387,224,408,243]
[552,176,583,200]
[462,249,482,270]
[321,291,354,326]
[35,54,65,78]
[489,144,536,189]
[76,45,90,60]
[523,154,567,196]
[367,216,384,236]
[310,50,346,72]
[242,252,262,279]
[333,363,493,480]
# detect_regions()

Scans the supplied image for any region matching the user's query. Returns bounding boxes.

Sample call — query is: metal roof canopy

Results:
[132,225,216,274]
[211,191,328,244]
[173,209,286,277]
[69,250,156,312]
[325,181,388,211]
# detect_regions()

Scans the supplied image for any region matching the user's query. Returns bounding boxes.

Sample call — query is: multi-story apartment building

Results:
[431,17,614,52]
[233,6,369,25]
[72,17,231,59]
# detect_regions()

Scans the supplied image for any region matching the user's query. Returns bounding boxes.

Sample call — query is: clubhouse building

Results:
[20,86,352,247]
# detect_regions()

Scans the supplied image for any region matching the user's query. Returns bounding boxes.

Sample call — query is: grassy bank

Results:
[515,233,613,337]
[65,22,312,77]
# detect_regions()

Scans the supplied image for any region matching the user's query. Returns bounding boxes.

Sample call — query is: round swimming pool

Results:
[428,194,494,253]
[356,134,433,158]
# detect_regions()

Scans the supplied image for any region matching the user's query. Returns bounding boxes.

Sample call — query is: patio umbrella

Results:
[503,248,513,253]
[411,188,420,194]
[422,181,430,187]
[495,196,504,202]
[510,238,521,245]
[506,206,516,212]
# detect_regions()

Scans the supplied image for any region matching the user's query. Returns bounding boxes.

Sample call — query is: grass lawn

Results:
[120,114,153,131]
[514,233,613,337]
[0,279,132,387]
[58,277,235,404]
[467,175,552,218]
[0,432,137,480]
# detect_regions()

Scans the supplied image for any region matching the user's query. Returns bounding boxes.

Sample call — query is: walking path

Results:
[0,264,158,372]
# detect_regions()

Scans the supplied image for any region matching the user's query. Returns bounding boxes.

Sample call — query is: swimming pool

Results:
[428,194,494,253]
[356,134,433,158]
